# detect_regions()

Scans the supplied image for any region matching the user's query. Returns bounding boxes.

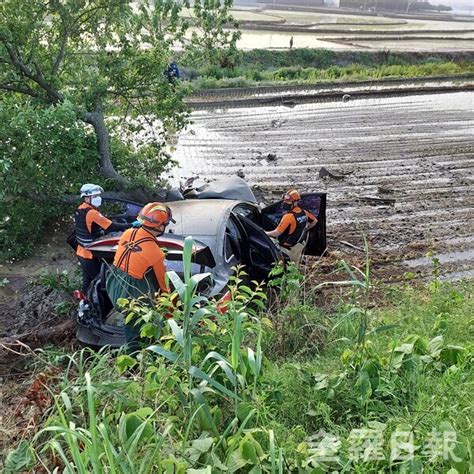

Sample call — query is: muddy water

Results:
[173,91,474,279]
[236,29,360,50]
[234,31,474,51]
[351,39,474,51]
[219,11,474,51]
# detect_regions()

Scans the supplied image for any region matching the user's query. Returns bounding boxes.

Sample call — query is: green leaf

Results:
[236,402,255,423]
[168,319,184,347]
[191,307,211,328]
[440,345,464,366]
[167,271,186,299]
[190,388,219,436]
[116,354,138,374]
[124,411,154,442]
[140,322,159,339]
[394,343,414,354]
[147,344,179,362]
[314,377,329,390]
[117,298,129,308]
[428,335,444,354]
[191,436,214,453]
[190,272,212,288]
[370,324,398,335]
[227,449,249,473]
[211,360,237,387]
[240,440,258,464]
[189,366,241,401]
[4,440,35,473]
[247,347,257,375]
[355,370,372,401]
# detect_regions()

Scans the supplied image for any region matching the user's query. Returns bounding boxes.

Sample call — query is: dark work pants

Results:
[77,256,101,293]
[106,267,158,354]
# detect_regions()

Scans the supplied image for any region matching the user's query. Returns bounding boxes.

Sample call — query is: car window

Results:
[224,217,242,261]
[101,199,141,222]
[233,204,258,222]
[100,200,128,216]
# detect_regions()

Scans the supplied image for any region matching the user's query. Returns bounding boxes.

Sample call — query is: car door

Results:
[261,193,327,256]
[233,213,283,281]
[101,198,143,223]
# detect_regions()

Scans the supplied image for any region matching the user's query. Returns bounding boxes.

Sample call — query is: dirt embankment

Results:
[0,231,77,341]
[188,75,474,109]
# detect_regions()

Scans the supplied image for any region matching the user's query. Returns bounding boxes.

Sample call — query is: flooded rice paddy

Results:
[226,8,474,52]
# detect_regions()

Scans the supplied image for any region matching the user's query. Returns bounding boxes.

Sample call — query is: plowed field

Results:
[174,90,474,281]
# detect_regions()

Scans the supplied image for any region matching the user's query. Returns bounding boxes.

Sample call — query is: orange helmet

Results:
[283,189,301,203]
[137,203,175,228]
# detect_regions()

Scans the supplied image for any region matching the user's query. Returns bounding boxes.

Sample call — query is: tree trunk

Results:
[82,102,163,203]
[83,103,127,187]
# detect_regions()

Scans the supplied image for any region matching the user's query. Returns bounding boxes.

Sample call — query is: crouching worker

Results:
[265,189,317,263]
[106,203,175,352]
[75,184,130,294]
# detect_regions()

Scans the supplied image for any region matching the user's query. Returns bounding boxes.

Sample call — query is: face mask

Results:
[282,202,292,212]
[91,196,102,207]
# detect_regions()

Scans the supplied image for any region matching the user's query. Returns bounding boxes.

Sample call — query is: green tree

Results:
[0,0,240,258]
[0,0,192,200]
[0,99,99,259]
[184,0,241,69]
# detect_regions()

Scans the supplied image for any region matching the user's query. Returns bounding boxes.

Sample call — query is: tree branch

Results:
[1,34,64,103]
[19,189,166,206]
[52,32,68,76]
[83,107,128,186]
[0,83,40,98]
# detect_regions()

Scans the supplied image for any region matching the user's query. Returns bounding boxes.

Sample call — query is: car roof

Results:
[166,199,249,237]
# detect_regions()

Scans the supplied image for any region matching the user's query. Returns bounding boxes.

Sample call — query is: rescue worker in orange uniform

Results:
[75,184,130,293]
[266,189,317,262]
[106,203,175,350]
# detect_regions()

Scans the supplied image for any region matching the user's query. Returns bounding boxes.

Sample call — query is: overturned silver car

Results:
[74,178,327,347]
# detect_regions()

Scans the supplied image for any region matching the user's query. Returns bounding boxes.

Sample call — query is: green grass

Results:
[4,253,473,472]
[182,49,474,90]
[191,61,474,90]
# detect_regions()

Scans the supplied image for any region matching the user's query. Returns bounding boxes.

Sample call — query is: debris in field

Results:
[378,186,395,194]
[340,240,364,252]
[0,318,75,349]
[360,196,396,206]
[319,167,345,180]
[266,153,277,162]
[17,367,60,413]
[271,119,287,128]
[342,94,352,102]
[282,100,296,108]
[236,169,245,179]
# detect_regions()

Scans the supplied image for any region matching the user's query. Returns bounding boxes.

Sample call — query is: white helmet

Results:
[80,183,104,197]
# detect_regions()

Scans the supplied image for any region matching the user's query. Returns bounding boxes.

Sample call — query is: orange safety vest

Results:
[113,227,169,293]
